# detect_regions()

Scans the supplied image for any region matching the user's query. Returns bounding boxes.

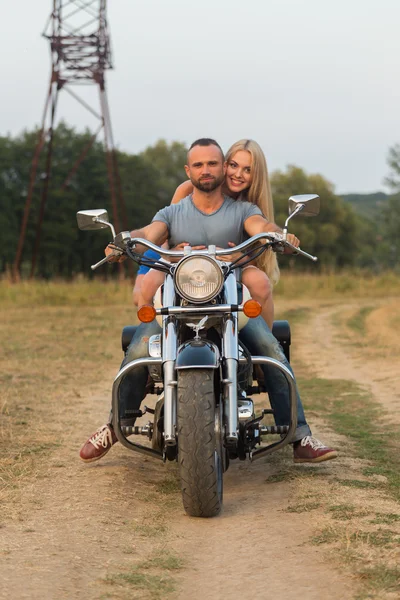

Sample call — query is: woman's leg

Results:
[240,317,337,461]
[138,269,165,306]
[242,266,274,329]
[239,316,311,441]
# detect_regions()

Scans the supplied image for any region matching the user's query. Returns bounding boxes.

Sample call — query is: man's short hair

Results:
[187,138,224,162]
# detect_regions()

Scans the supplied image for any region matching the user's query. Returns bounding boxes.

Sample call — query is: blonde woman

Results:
[136,140,278,329]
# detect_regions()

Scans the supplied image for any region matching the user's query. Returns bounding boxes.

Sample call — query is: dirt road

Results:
[1,299,398,600]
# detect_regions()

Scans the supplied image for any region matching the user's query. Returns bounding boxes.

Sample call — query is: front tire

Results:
[177,369,223,518]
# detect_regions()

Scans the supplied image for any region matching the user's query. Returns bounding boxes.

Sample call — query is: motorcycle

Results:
[77,194,319,517]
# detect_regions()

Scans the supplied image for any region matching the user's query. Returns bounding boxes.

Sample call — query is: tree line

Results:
[0,123,399,278]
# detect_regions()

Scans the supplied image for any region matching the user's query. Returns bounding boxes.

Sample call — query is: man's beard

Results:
[191,173,225,193]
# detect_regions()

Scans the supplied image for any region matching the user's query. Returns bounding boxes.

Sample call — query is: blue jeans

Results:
[239,317,311,442]
[116,320,161,424]
[117,317,311,442]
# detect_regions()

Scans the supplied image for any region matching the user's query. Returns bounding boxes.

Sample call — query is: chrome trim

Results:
[156,304,243,316]
[223,357,238,443]
[174,255,224,304]
[149,334,161,357]
[131,232,317,265]
[176,365,218,370]
[283,203,304,237]
[222,273,239,442]
[148,334,163,381]
[162,275,177,445]
[238,399,254,422]
[94,217,116,238]
[130,232,278,260]
[239,356,298,460]
[91,255,115,271]
[186,315,209,338]
[112,357,163,459]
[223,275,239,361]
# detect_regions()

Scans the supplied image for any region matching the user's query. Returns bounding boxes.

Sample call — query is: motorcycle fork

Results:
[162,274,177,446]
[222,274,239,445]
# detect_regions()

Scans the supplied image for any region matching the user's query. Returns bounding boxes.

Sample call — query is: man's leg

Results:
[239,317,337,462]
[116,320,162,424]
[80,321,161,462]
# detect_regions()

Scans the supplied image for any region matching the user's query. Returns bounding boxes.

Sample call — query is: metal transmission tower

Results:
[13,0,126,279]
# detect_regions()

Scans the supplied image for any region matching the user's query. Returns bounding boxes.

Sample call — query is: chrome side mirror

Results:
[283,194,320,240]
[289,194,320,217]
[76,209,116,238]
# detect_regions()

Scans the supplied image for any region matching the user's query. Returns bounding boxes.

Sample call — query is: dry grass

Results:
[1,276,400,597]
[276,469,400,598]
[274,270,400,299]
[0,277,133,307]
[0,281,185,599]
[0,285,138,518]
[287,305,400,598]
[1,270,400,308]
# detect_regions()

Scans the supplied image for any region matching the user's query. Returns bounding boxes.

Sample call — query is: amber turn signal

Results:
[243,299,262,318]
[137,304,156,323]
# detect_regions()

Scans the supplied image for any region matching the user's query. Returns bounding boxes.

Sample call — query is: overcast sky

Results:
[1,0,399,194]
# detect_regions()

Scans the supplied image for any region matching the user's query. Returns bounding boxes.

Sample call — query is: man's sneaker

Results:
[293,436,337,463]
[79,424,118,463]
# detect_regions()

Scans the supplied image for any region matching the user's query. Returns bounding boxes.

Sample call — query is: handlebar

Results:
[130,232,278,257]
[90,231,318,270]
[129,232,318,262]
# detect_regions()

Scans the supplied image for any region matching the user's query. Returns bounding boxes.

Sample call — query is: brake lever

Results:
[284,241,318,262]
[91,248,124,270]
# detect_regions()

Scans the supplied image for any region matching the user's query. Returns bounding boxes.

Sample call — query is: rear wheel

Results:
[177,369,223,518]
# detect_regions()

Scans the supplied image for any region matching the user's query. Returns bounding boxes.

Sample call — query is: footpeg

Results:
[243,409,277,435]
[121,422,153,439]
[260,425,289,435]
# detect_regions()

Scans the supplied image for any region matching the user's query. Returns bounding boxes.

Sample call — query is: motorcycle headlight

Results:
[174,256,224,304]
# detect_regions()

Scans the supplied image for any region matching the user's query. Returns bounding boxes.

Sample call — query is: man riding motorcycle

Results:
[79,138,337,465]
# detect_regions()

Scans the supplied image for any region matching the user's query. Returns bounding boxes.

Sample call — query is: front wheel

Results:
[177,369,223,518]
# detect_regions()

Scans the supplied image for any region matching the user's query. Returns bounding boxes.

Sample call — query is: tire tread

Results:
[177,369,222,518]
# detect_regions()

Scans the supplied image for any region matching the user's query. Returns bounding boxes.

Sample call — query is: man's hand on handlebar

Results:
[284,233,300,254]
[105,244,127,263]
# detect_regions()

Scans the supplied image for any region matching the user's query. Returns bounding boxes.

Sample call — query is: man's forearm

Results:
[129,221,168,253]
[129,228,152,254]
[129,227,147,240]
[262,221,283,234]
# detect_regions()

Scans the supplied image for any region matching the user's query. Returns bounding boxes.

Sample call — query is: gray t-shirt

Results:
[152,195,263,248]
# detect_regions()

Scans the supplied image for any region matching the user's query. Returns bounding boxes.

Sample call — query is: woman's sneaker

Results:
[293,436,337,463]
[79,424,118,463]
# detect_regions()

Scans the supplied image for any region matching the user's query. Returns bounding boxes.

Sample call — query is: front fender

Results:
[176,340,220,370]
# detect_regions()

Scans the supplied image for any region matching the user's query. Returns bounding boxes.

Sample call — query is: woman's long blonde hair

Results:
[225,140,280,285]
